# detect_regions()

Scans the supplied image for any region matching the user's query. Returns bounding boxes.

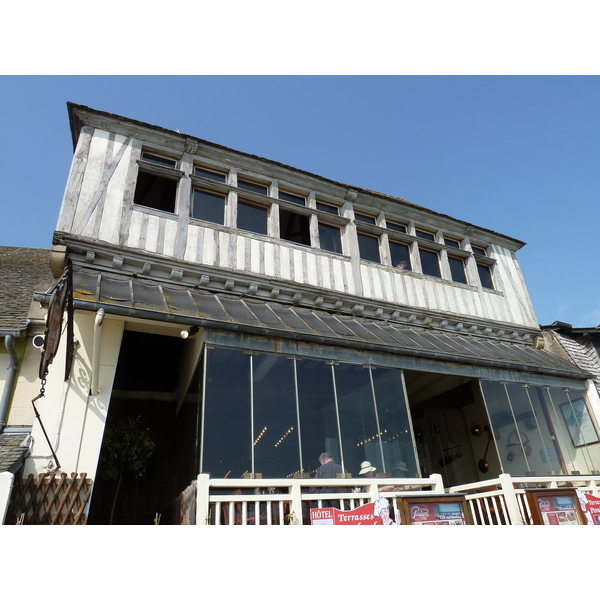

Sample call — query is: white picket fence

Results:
[195,473,445,525]
[449,473,600,525]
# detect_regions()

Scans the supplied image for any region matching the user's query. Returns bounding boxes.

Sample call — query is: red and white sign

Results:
[577,491,600,525]
[409,502,465,525]
[310,502,383,525]
[537,495,579,525]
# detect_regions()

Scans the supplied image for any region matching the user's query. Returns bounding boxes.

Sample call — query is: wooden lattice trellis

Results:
[6,472,92,525]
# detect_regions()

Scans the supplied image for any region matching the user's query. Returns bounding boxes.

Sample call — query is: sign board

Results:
[397,495,471,525]
[310,502,384,525]
[525,488,586,525]
[576,490,600,525]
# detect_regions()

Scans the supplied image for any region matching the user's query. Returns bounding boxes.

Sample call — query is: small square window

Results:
[194,166,227,183]
[472,245,487,256]
[419,248,441,277]
[238,199,268,235]
[192,189,226,225]
[316,201,339,215]
[390,241,412,270]
[238,179,268,195]
[319,222,342,254]
[448,256,467,284]
[279,191,305,206]
[358,232,381,263]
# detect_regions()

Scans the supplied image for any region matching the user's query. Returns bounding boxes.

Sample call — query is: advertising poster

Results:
[310,497,399,525]
[408,501,466,525]
[576,490,600,525]
[536,494,580,525]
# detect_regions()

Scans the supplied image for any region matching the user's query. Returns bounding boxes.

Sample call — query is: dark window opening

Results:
[358,232,381,263]
[419,248,441,277]
[449,256,467,284]
[390,241,412,270]
[445,238,461,248]
[133,171,177,213]
[319,222,342,254]
[238,199,268,235]
[192,189,226,225]
[472,246,487,256]
[280,208,311,246]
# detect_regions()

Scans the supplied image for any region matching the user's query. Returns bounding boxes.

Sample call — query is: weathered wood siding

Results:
[56,129,539,329]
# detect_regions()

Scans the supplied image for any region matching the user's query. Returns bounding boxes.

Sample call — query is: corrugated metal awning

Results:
[48,271,590,380]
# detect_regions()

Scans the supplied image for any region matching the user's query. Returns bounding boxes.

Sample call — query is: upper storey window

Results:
[133,152,181,214]
[191,189,226,225]
[472,245,495,289]
[238,179,268,195]
[278,190,311,246]
[194,166,227,183]
[238,199,268,235]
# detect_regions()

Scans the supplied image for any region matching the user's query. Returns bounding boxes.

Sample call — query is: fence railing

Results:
[196,473,445,525]
[449,473,600,525]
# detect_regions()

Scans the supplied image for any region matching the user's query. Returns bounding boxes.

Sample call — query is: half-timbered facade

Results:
[3,103,599,525]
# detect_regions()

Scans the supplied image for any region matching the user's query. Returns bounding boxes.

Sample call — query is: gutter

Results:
[0,335,19,433]
[90,309,105,396]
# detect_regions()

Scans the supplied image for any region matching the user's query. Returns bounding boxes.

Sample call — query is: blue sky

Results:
[1,75,599,328]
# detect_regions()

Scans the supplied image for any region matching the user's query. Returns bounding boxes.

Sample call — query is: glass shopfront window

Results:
[200,346,416,479]
[480,381,600,476]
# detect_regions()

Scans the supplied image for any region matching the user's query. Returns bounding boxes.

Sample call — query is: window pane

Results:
[141,152,176,168]
[358,233,381,263]
[449,256,467,284]
[280,208,311,246]
[416,230,435,241]
[355,213,376,224]
[419,248,440,277]
[372,368,417,478]
[252,353,301,478]
[296,359,340,476]
[390,241,412,270]
[238,200,268,235]
[477,263,494,289]
[334,363,380,477]
[238,179,268,195]
[279,191,305,206]
[318,222,342,254]
[445,238,460,248]
[133,171,177,213]
[472,246,486,255]
[194,167,226,182]
[316,201,339,215]
[192,189,225,224]
[387,221,407,233]
[201,347,251,478]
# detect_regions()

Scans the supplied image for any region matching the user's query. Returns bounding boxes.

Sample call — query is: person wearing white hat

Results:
[359,461,377,477]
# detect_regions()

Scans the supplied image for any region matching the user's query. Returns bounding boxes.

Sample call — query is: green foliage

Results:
[101,416,155,482]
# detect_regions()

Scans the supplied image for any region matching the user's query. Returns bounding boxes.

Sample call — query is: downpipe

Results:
[90,309,105,396]
[0,335,19,433]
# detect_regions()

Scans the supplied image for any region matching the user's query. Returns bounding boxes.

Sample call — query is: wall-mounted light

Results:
[471,423,483,437]
[180,326,199,339]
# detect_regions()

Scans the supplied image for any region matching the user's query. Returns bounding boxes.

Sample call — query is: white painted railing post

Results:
[288,481,304,525]
[498,473,525,525]
[430,473,445,493]
[368,481,379,502]
[196,473,211,526]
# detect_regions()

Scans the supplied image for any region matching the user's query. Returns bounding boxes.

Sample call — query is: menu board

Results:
[536,494,580,525]
[525,489,586,525]
[407,500,467,525]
